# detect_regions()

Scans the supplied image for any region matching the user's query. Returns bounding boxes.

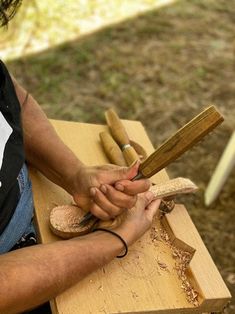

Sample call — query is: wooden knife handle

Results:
[99,132,127,166]
[122,144,140,166]
[105,108,130,146]
[139,105,224,178]
[105,108,139,164]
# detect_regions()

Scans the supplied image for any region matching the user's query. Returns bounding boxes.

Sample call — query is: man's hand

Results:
[69,161,151,220]
[13,78,150,221]
[114,191,161,246]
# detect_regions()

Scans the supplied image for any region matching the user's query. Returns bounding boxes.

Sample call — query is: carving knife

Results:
[79,105,224,226]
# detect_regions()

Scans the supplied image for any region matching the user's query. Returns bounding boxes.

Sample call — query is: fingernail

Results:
[90,187,96,197]
[100,184,107,194]
[115,183,124,191]
[145,191,153,202]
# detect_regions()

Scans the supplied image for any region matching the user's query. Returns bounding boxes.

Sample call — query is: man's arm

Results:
[0,230,123,313]
[13,78,150,219]
[0,194,160,314]
[13,78,85,194]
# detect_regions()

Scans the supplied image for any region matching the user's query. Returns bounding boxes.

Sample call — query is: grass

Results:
[0,0,173,60]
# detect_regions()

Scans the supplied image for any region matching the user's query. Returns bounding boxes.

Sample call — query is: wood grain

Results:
[99,131,127,166]
[139,105,224,178]
[49,177,198,238]
[105,108,139,164]
[29,119,230,314]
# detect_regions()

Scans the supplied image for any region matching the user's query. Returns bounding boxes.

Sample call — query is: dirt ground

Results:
[6,0,235,312]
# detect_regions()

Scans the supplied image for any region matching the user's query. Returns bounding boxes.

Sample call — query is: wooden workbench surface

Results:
[29,119,231,314]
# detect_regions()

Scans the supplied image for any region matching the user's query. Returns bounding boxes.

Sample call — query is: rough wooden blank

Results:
[50,205,97,239]
[29,119,231,314]
[49,177,198,239]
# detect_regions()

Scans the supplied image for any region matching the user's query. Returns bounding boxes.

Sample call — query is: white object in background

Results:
[205,131,235,206]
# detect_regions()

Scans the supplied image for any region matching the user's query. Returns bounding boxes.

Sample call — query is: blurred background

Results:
[1,0,234,312]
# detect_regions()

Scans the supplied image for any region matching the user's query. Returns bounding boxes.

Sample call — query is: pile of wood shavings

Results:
[172,247,199,307]
[150,225,199,307]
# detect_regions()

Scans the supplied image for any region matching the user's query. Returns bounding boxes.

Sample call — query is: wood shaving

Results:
[150,227,159,246]
[150,224,200,307]
[98,285,104,292]
[157,259,169,271]
[172,247,199,307]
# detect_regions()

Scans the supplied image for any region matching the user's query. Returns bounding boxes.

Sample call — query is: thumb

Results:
[137,191,154,209]
[146,198,161,220]
[108,160,140,183]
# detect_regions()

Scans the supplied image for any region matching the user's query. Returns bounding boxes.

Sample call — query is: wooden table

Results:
[29,119,231,314]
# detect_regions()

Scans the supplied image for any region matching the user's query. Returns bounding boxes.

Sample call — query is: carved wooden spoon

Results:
[49,177,198,239]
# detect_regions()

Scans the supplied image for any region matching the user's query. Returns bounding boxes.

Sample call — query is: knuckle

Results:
[93,189,103,202]
[106,186,117,200]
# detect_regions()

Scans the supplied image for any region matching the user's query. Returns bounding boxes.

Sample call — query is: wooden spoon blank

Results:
[50,205,97,239]
[50,178,198,239]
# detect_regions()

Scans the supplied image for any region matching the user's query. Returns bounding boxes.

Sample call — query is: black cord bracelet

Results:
[92,228,128,258]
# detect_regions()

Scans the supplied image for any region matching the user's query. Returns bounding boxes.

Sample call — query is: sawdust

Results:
[150,224,200,307]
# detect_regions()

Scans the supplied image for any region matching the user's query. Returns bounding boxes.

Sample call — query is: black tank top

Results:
[0,60,24,235]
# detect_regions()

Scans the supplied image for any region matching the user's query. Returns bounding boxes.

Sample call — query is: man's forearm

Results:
[0,231,126,314]
[13,80,83,193]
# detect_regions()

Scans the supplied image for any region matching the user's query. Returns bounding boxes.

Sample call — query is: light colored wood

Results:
[162,204,231,312]
[139,105,223,178]
[49,205,97,239]
[99,131,127,166]
[29,119,231,314]
[105,108,140,164]
[150,177,198,198]
[205,131,235,206]
[49,178,198,238]
[122,145,140,165]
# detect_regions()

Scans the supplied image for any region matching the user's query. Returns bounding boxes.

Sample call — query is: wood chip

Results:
[157,260,168,271]
[150,222,200,306]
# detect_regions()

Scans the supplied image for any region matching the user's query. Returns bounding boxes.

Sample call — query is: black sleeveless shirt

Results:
[0,60,24,235]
